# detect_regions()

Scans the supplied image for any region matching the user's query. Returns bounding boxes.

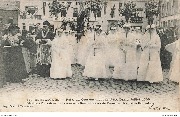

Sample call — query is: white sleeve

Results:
[165,41,176,53]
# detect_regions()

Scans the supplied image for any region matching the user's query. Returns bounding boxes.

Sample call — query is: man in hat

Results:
[35,20,55,78]
[137,24,163,83]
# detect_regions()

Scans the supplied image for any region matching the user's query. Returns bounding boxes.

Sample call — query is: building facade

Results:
[158,0,180,32]
[18,0,150,32]
[0,0,20,31]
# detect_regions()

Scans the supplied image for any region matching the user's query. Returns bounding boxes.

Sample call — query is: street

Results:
[0,65,179,112]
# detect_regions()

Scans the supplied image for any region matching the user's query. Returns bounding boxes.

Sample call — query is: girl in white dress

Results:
[77,29,93,66]
[50,29,72,79]
[83,29,110,80]
[137,24,163,83]
[112,27,126,79]
[107,27,118,67]
[121,24,138,81]
[165,37,180,83]
[68,31,77,65]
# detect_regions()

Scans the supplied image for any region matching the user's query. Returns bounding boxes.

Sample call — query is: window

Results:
[61,7,67,17]
[167,2,169,15]
[162,4,164,17]
[73,8,78,17]
[97,11,101,17]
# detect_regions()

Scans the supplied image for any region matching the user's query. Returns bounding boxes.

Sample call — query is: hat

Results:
[123,23,131,28]
[43,20,50,26]
[146,24,156,30]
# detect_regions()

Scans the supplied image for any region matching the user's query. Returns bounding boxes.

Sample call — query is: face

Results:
[148,28,154,33]
[43,25,49,31]
[71,32,75,35]
[111,29,116,33]
[57,31,62,37]
[136,29,141,33]
[11,29,19,35]
[124,27,130,32]
[96,29,101,35]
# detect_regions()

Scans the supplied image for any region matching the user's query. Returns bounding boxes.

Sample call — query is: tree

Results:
[145,0,159,25]
[48,0,66,18]
[121,1,136,23]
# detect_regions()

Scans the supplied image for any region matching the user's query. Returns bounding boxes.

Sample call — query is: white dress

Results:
[50,34,72,79]
[68,34,77,64]
[83,33,110,79]
[121,32,138,81]
[107,32,120,67]
[137,32,163,83]
[134,32,143,68]
[112,31,126,79]
[77,31,93,66]
[165,39,180,83]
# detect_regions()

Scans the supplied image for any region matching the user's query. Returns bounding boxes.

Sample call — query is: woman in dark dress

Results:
[2,25,28,83]
[0,37,5,87]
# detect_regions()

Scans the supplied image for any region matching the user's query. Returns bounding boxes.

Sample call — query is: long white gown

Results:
[50,33,72,79]
[107,31,120,67]
[137,31,163,83]
[133,32,143,69]
[121,32,138,81]
[77,31,93,66]
[83,33,110,79]
[165,39,180,83]
[112,30,126,79]
[68,33,77,64]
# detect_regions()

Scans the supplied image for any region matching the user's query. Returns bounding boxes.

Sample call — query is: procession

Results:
[0,0,179,89]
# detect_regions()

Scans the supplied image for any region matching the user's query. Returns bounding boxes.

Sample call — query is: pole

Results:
[149,24,152,61]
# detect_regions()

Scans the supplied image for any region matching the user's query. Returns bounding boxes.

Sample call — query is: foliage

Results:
[121,1,136,23]
[145,0,160,25]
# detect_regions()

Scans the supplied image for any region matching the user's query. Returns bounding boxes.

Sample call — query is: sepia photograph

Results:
[0,0,179,112]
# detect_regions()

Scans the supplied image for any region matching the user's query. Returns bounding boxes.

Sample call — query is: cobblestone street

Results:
[0,64,179,112]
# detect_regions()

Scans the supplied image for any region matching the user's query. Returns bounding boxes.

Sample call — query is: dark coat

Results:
[35,30,55,40]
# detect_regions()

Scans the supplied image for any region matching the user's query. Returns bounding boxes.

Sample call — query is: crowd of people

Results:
[0,20,179,87]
